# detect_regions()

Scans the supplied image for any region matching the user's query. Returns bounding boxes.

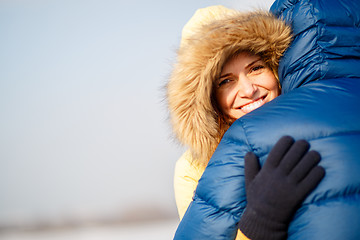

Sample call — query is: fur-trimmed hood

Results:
[167,6,292,165]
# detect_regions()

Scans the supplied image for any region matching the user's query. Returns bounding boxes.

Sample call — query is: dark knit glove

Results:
[238,136,325,240]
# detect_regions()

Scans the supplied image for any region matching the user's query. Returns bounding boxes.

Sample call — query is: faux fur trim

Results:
[167,10,292,165]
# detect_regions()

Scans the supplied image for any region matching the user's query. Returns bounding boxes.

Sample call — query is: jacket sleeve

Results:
[173,150,251,240]
[174,151,204,219]
[173,125,252,240]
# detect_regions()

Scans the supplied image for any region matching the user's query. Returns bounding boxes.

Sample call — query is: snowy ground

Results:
[0,219,179,240]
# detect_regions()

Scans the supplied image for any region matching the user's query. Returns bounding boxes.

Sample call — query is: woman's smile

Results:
[238,96,266,113]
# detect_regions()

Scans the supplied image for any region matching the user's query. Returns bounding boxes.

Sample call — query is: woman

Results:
[167,5,324,240]
[167,6,291,167]
[170,0,360,239]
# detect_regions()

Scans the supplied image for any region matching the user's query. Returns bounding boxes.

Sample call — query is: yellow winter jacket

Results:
[174,150,250,240]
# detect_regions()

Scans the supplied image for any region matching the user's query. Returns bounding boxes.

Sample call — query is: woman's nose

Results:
[236,75,258,98]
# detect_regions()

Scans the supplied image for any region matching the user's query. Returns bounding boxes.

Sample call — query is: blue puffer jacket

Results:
[174,0,360,239]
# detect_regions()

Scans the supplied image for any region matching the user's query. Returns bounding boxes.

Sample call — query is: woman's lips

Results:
[239,96,266,113]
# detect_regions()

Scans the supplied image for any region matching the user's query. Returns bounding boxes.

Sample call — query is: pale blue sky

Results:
[0,0,274,226]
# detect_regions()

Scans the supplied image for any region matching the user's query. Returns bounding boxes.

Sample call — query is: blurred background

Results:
[0,0,274,239]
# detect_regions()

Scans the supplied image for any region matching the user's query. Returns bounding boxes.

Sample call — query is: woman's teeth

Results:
[241,98,264,113]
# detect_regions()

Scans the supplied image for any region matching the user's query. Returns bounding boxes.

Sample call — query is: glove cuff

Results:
[238,208,288,240]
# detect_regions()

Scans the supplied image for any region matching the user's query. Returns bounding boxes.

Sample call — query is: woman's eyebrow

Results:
[245,58,262,69]
[219,73,232,79]
[219,57,263,80]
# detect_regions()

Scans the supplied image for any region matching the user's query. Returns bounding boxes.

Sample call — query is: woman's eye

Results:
[218,78,231,87]
[250,65,265,73]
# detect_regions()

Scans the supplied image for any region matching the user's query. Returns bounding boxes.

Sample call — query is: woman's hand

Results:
[239,136,325,240]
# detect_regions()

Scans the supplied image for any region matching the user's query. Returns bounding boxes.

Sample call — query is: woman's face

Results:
[215,52,280,121]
